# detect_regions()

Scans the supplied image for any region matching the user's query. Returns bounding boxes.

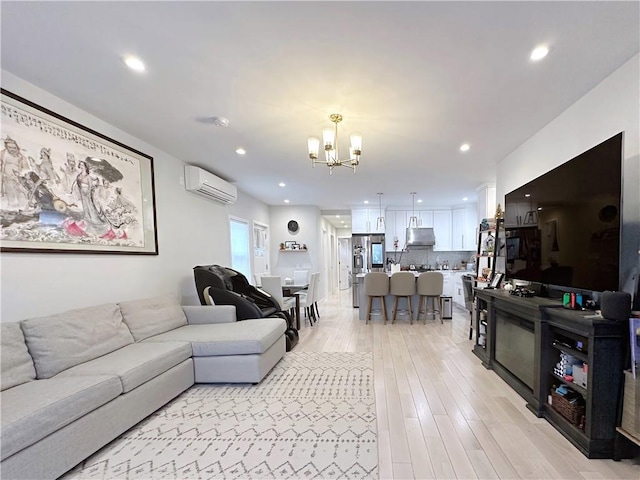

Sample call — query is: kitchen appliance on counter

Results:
[352,234,385,307]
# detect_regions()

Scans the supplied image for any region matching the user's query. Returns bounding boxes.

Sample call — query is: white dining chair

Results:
[299,272,318,326]
[293,270,309,286]
[260,276,296,313]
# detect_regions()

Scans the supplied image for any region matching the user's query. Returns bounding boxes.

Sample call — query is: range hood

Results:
[406,227,436,247]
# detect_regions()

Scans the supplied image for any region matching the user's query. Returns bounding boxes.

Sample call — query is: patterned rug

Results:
[63,352,377,479]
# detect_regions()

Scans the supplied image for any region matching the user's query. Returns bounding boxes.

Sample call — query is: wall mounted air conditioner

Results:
[184,165,237,205]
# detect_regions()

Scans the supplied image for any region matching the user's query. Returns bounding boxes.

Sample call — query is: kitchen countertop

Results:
[356,270,474,278]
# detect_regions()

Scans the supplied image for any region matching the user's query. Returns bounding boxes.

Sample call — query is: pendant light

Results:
[408,192,418,228]
[376,192,385,232]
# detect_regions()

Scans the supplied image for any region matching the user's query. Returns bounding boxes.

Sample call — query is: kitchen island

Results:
[356,270,472,321]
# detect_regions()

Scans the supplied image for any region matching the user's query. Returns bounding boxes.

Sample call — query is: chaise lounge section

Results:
[0,296,287,479]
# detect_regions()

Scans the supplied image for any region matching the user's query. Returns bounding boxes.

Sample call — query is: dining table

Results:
[282,283,308,330]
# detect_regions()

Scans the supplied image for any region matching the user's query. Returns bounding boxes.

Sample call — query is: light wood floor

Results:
[295,288,639,480]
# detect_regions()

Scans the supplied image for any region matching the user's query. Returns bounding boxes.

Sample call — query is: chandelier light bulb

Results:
[308,137,320,160]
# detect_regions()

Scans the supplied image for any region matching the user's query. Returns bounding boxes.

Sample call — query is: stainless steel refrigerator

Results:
[352,234,385,307]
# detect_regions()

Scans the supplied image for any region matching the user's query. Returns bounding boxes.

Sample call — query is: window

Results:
[229,217,250,279]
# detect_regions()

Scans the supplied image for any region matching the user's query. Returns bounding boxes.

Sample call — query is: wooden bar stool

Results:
[390,271,416,324]
[417,271,444,324]
[363,272,389,325]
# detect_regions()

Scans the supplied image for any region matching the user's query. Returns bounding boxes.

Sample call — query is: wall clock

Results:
[287,220,299,234]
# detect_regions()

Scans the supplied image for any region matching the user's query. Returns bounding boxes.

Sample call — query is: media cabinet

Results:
[472,288,631,459]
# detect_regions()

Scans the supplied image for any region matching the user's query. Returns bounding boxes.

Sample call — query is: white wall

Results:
[497,54,640,284]
[1,71,269,322]
[269,205,321,281]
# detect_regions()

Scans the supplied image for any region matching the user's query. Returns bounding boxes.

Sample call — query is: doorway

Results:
[338,237,351,290]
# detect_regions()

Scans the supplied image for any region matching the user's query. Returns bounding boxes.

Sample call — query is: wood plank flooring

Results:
[295,288,639,480]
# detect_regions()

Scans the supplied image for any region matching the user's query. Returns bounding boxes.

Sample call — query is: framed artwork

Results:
[0,89,158,254]
[490,272,504,289]
[284,241,296,250]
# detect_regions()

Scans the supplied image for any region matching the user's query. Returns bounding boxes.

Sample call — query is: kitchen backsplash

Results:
[386,248,476,271]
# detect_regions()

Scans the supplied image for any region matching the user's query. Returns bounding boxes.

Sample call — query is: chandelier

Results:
[307,114,362,174]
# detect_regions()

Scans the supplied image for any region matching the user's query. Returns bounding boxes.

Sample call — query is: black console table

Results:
[473,288,627,458]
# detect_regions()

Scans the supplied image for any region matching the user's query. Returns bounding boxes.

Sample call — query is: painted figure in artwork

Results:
[71,160,105,226]
[20,171,56,213]
[59,153,77,192]
[30,147,61,185]
[0,137,30,210]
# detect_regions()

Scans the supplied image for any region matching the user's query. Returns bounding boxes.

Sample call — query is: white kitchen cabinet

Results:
[386,210,408,249]
[416,210,434,227]
[433,210,452,251]
[453,272,465,307]
[441,271,454,297]
[452,204,477,251]
[351,209,370,233]
[352,208,385,234]
[384,210,396,240]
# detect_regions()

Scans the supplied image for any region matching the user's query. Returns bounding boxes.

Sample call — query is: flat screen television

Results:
[504,132,623,295]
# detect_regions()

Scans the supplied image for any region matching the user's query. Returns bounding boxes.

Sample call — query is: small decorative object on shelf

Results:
[281,241,307,251]
[495,203,504,220]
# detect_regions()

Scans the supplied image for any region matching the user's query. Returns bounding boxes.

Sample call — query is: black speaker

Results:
[600,291,632,322]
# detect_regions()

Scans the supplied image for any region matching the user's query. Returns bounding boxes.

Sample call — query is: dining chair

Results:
[260,276,297,314]
[299,272,319,325]
[293,270,309,286]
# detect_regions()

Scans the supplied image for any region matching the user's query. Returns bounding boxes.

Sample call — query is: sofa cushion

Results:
[1,323,36,391]
[21,304,134,379]
[0,375,121,461]
[119,296,187,342]
[55,342,192,393]
[143,318,287,356]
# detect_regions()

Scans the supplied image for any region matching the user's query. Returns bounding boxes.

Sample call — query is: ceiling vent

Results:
[185,165,237,205]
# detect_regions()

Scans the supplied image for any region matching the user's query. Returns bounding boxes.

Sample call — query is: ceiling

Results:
[2,2,638,215]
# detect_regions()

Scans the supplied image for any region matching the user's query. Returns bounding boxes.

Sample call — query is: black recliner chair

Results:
[193,265,299,351]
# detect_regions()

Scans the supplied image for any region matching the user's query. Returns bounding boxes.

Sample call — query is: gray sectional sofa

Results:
[0,296,287,480]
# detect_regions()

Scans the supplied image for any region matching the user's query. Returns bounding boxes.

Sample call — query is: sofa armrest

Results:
[182,305,237,325]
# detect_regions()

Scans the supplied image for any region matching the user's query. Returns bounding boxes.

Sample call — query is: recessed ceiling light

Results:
[335,215,340,218]
[463,197,468,201]
[417,199,423,203]
[235,148,246,155]
[460,143,470,152]
[284,199,290,204]
[364,200,369,204]
[530,45,549,61]
[278,182,286,187]
[537,207,542,211]
[341,221,345,224]
[525,193,531,198]
[123,56,145,72]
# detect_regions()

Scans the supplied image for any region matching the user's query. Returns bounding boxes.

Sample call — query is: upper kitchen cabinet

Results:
[452,204,478,251]
[352,208,386,234]
[385,210,406,248]
[433,210,452,251]
[408,210,434,228]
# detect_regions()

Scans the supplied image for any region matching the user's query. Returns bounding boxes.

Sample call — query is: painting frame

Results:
[284,241,296,250]
[1,89,158,255]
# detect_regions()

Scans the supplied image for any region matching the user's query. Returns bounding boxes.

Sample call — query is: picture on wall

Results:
[0,89,158,254]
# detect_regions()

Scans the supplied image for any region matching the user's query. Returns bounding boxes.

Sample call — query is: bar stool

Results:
[417,271,444,323]
[363,272,389,325]
[390,271,416,324]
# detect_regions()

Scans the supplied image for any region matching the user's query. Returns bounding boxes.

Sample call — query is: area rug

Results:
[63,352,377,479]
